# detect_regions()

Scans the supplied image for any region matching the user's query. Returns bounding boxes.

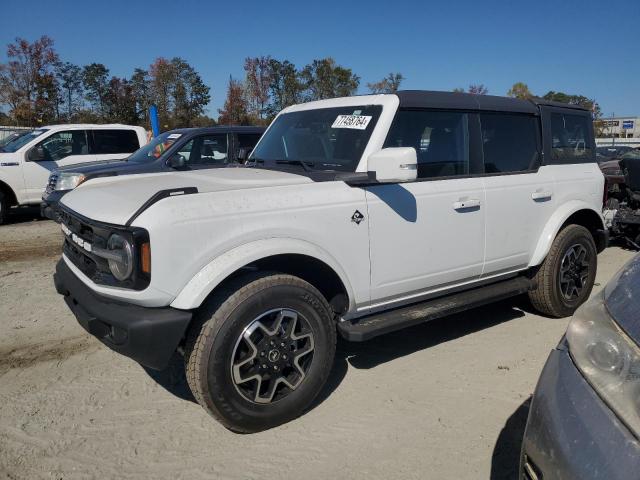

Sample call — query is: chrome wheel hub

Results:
[231,308,315,404]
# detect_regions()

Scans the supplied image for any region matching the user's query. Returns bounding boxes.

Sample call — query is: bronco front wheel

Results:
[184,272,336,433]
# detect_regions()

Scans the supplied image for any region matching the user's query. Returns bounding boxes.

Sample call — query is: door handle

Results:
[531,189,553,201]
[453,198,481,210]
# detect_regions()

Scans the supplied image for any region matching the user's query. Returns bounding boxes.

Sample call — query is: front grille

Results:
[45,173,58,195]
[58,205,150,290]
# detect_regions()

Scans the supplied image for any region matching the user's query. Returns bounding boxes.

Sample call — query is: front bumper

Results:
[521,346,640,479]
[54,259,192,370]
[41,189,68,222]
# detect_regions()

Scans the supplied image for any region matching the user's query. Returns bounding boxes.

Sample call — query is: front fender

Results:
[170,237,357,311]
[529,200,605,267]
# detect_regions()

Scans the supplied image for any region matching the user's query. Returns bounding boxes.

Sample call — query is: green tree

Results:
[542,91,601,119]
[300,58,359,101]
[218,76,249,125]
[130,68,151,124]
[170,57,210,128]
[104,76,138,124]
[82,63,110,118]
[367,73,404,94]
[507,82,532,99]
[266,58,303,118]
[55,61,84,120]
[452,87,465,93]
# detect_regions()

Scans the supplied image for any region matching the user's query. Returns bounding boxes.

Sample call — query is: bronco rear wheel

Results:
[528,224,597,318]
[184,272,336,433]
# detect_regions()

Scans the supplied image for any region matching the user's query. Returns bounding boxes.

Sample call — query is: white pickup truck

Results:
[53,91,607,432]
[0,123,147,223]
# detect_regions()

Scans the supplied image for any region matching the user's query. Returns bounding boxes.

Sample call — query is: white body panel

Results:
[365,177,485,309]
[0,124,146,205]
[57,95,606,318]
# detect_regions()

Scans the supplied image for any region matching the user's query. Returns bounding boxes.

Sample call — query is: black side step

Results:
[338,276,535,342]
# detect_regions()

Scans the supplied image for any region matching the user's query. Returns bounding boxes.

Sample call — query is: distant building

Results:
[596,116,640,147]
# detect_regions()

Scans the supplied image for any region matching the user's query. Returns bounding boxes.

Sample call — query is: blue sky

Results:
[1,0,638,119]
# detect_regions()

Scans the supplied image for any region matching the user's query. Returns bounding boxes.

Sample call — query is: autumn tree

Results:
[367,73,404,94]
[542,91,601,119]
[507,82,532,99]
[244,56,272,122]
[218,76,249,125]
[300,58,359,101]
[0,36,59,126]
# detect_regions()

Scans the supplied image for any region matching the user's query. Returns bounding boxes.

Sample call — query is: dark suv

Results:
[41,126,265,221]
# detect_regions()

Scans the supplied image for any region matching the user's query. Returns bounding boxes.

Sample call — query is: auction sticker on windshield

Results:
[332,115,372,130]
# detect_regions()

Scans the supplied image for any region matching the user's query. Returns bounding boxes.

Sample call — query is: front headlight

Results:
[566,292,640,437]
[106,233,133,281]
[55,172,86,191]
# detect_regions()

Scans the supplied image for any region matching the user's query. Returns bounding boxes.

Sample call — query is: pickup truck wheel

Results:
[0,191,7,224]
[528,224,597,318]
[184,272,336,433]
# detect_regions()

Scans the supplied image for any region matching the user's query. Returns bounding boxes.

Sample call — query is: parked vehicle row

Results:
[0,124,147,224]
[41,126,265,221]
[52,91,607,441]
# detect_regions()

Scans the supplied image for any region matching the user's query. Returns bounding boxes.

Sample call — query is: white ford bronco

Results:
[54,91,607,432]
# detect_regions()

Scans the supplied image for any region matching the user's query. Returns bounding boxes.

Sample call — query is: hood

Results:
[599,159,621,170]
[58,158,130,174]
[0,152,18,164]
[605,254,640,344]
[60,167,313,225]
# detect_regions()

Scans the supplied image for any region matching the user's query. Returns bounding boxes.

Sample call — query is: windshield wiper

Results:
[251,158,315,173]
[275,159,315,172]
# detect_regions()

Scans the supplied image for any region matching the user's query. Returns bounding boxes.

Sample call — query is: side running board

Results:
[338,276,535,342]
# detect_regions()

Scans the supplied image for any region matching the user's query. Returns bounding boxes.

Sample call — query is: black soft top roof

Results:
[395,90,590,114]
[168,125,266,135]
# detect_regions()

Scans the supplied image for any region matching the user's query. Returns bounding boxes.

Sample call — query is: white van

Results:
[0,124,147,223]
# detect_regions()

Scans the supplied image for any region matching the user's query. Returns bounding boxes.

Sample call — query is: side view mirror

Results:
[28,146,46,162]
[167,154,186,169]
[367,147,417,183]
[237,147,251,163]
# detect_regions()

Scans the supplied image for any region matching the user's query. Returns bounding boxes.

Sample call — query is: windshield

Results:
[1,129,47,152]
[127,132,182,163]
[249,105,382,172]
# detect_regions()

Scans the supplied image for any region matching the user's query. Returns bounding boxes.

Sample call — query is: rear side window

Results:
[550,113,593,163]
[91,130,140,154]
[383,110,470,179]
[480,113,540,173]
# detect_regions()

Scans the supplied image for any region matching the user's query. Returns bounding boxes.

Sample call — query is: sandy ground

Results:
[0,208,637,480]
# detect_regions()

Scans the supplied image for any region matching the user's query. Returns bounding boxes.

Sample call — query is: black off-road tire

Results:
[528,224,597,318]
[183,272,336,433]
[0,190,7,225]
